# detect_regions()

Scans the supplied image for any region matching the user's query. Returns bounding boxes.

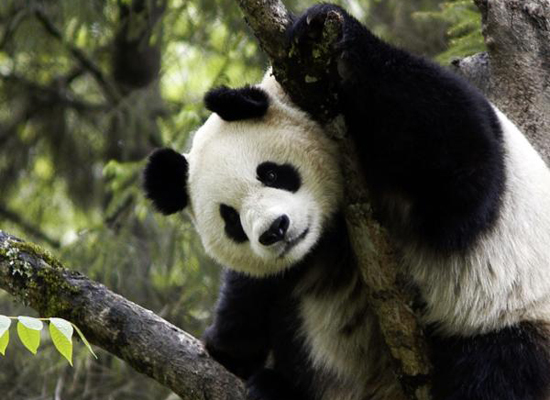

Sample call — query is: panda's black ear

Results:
[204,86,269,121]
[143,148,188,215]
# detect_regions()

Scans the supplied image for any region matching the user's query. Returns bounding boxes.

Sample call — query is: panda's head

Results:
[144,74,343,276]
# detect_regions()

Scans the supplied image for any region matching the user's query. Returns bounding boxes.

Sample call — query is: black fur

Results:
[204,216,355,400]
[203,270,274,379]
[289,4,506,253]
[430,322,550,400]
[204,268,315,400]
[247,369,305,400]
[143,148,188,215]
[205,86,269,121]
[257,162,302,193]
[219,204,248,243]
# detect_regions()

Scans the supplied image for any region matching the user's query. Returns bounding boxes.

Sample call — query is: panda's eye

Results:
[219,204,248,243]
[265,170,277,184]
[257,162,301,193]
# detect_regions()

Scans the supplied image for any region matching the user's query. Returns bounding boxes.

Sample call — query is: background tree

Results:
[1,0,547,399]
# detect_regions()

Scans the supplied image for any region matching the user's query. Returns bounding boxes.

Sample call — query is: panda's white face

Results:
[185,83,342,276]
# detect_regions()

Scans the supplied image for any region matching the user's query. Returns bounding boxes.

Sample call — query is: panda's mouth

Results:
[279,228,309,258]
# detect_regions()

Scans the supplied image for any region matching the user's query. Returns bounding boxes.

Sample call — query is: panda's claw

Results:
[289,3,345,47]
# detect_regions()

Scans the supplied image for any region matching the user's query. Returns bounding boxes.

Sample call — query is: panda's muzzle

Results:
[259,214,290,246]
[256,212,310,258]
[280,228,309,258]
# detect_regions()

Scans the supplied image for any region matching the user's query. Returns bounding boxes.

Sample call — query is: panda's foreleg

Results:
[203,270,273,379]
[430,322,550,400]
[291,3,505,252]
[204,270,312,400]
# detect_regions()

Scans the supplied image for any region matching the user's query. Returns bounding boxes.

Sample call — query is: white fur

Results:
[185,73,343,276]
[407,108,550,336]
[298,270,402,400]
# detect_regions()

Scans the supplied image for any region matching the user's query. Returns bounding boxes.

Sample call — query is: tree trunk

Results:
[1,1,549,399]
[453,0,550,162]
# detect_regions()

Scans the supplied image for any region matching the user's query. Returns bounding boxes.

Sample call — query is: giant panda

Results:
[143,4,550,400]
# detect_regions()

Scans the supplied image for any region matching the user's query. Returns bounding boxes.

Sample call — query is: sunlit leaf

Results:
[17,320,42,354]
[0,330,9,356]
[18,316,43,331]
[49,318,74,340]
[0,315,11,338]
[49,319,73,365]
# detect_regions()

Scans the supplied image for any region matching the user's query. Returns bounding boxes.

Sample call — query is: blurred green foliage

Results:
[0,0,483,398]
[415,0,485,64]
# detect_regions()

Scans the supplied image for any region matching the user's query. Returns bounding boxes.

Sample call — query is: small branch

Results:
[34,8,121,103]
[236,1,432,399]
[0,104,38,148]
[0,205,61,248]
[450,52,493,96]
[0,232,246,400]
[0,72,109,113]
[0,7,28,50]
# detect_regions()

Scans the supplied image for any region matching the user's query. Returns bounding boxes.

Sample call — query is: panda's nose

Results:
[259,215,289,246]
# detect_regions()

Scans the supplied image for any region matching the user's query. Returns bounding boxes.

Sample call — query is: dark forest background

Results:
[0,1,483,399]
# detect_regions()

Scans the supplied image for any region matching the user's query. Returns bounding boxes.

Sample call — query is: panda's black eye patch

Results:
[220,204,248,243]
[257,162,301,192]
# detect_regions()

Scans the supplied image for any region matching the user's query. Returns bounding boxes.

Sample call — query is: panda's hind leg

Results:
[430,321,550,400]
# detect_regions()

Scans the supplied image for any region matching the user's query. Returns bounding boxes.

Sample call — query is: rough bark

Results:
[237,1,432,399]
[0,232,246,400]
[453,0,550,162]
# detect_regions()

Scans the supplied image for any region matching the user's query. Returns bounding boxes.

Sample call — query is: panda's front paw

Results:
[203,327,265,379]
[288,4,345,49]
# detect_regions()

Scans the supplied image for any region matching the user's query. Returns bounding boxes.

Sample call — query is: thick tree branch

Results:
[237,1,432,399]
[0,231,246,400]
[236,0,291,61]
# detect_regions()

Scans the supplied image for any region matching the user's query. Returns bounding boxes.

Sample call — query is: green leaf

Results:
[0,315,11,338]
[17,320,42,355]
[0,329,9,356]
[18,316,43,331]
[49,318,73,341]
[49,319,73,365]
[72,323,97,359]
